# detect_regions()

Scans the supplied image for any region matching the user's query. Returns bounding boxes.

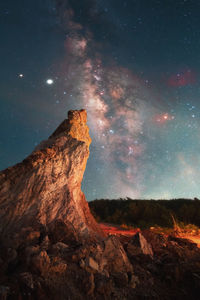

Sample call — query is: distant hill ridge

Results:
[89,198,200,228]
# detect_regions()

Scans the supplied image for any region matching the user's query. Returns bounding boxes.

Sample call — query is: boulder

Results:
[127,232,153,258]
[142,230,167,253]
[85,256,99,272]
[101,236,133,273]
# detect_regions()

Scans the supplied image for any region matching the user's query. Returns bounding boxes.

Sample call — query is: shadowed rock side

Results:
[0,109,104,241]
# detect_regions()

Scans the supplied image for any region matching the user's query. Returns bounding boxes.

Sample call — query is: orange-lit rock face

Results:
[68,109,92,147]
[0,110,103,241]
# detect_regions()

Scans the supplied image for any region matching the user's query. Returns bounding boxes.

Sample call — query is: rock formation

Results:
[0,109,103,242]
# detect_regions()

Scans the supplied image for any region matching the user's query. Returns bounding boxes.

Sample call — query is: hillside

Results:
[89,198,200,229]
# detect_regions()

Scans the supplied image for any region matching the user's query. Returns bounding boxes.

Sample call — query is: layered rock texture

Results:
[0,109,103,241]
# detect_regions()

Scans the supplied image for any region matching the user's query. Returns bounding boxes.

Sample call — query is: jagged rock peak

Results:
[50,109,91,146]
[0,109,104,243]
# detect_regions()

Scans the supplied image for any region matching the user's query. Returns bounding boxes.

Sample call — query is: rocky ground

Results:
[0,223,200,299]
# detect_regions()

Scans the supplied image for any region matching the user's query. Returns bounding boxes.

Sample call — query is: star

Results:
[18,74,24,78]
[46,79,54,85]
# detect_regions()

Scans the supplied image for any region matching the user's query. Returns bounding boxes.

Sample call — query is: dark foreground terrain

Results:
[0,223,200,299]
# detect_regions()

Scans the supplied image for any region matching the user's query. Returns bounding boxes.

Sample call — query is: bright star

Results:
[46,79,54,85]
[18,74,24,78]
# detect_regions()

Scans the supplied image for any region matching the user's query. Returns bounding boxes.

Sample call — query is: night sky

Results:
[1,0,200,200]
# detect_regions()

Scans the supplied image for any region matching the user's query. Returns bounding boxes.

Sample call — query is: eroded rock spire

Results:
[0,109,103,242]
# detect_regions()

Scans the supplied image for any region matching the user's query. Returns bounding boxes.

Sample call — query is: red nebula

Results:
[153,113,174,124]
[168,70,196,87]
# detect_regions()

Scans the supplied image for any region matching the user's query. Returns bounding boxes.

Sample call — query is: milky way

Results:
[55,0,181,199]
[56,0,151,197]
